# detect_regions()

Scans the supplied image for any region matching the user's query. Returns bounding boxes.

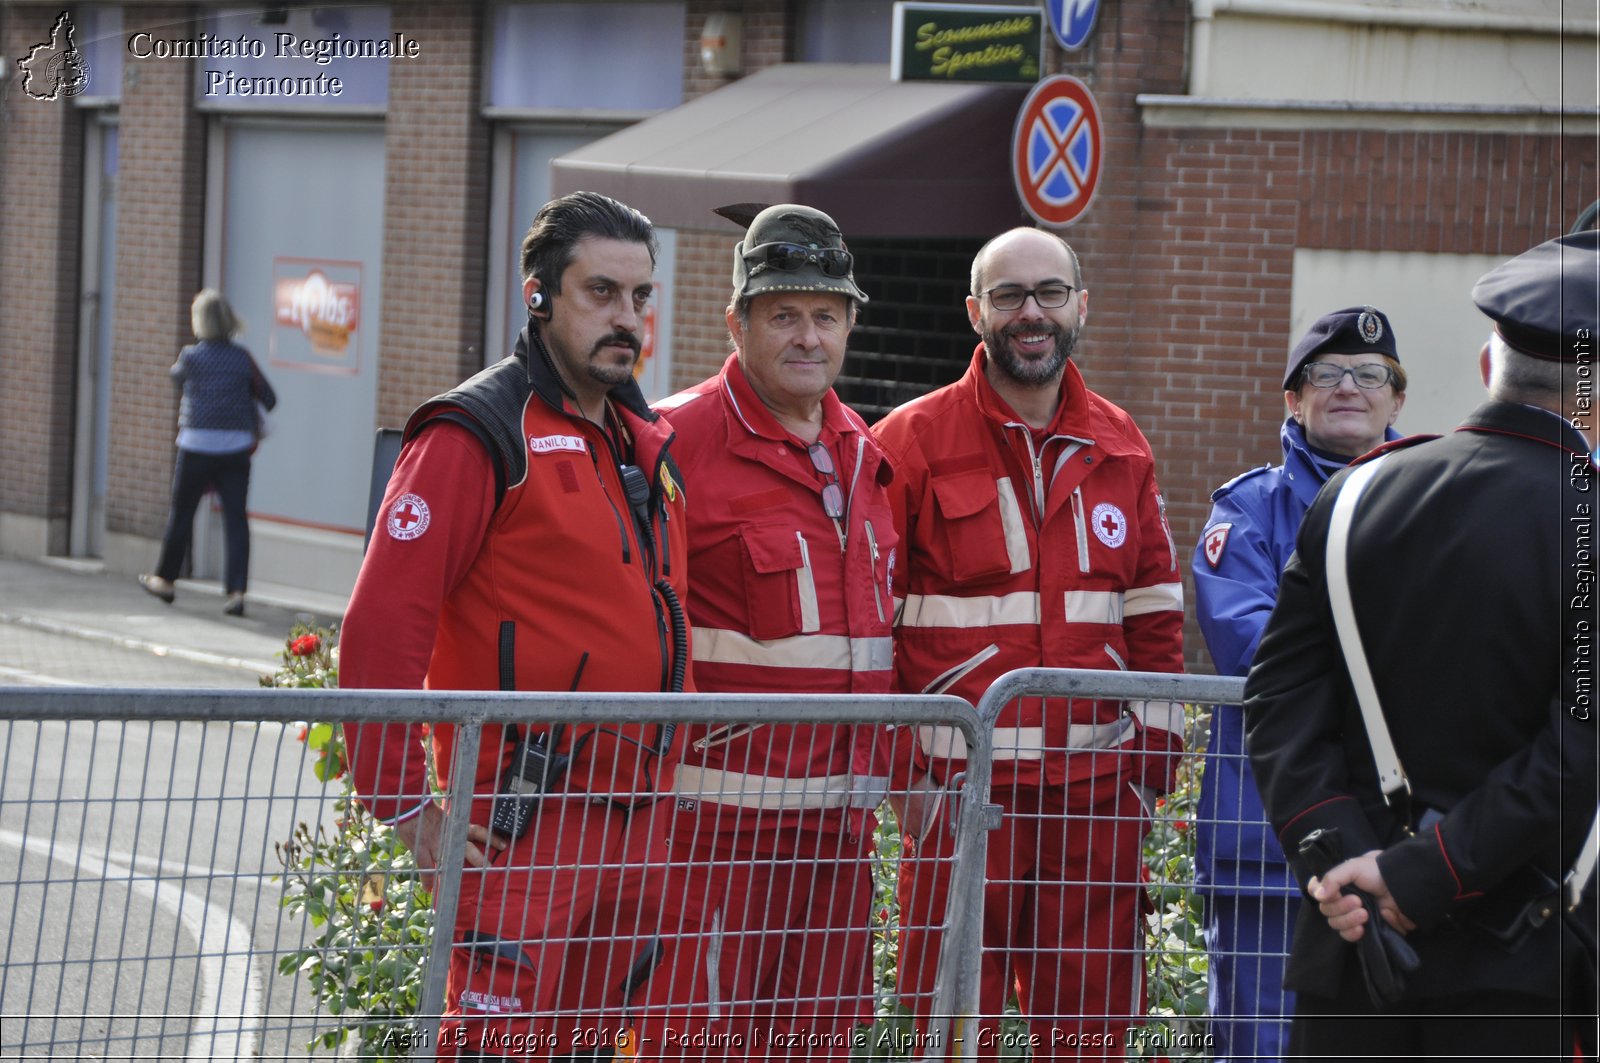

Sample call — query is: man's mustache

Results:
[593,331,642,356]
[1001,322,1060,339]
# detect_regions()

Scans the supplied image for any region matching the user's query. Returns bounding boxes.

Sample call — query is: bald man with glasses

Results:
[874,227,1186,1060]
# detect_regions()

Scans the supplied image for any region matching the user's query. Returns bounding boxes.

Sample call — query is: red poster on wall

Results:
[271,257,363,374]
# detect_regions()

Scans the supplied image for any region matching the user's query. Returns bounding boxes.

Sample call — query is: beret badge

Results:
[1357,306,1385,345]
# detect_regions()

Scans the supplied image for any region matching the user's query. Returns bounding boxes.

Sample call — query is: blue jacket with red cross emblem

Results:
[1192,416,1398,890]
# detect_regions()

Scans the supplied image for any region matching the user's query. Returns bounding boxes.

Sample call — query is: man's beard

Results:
[983,320,1078,386]
[585,331,642,388]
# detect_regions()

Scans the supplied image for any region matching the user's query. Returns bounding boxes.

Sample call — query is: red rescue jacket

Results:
[655,354,899,840]
[872,346,1185,792]
[342,329,692,825]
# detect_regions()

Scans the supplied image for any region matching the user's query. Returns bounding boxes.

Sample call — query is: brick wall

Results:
[1298,130,1596,254]
[374,2,490,426]
[106,5,207,539]
[682,0,791,102]
[1039,0,1597,669]
[669,0,793,391]
[670,229,739,390]
[0,5,85,549]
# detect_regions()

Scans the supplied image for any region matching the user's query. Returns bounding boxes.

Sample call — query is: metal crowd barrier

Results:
[970,669,1248,1063]
[0,688,990,1062]
[0,673,1270,1062]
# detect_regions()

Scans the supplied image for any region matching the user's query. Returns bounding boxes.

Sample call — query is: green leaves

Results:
[269,626,430,1059]
[276,798,433,1057]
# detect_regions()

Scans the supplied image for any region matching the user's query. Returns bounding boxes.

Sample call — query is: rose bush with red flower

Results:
[265,622,431,1059]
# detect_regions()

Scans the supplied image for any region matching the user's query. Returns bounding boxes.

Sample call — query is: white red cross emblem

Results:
[1090,502,1128,548]
[1203,523,1233,569]
[386,492,431,541]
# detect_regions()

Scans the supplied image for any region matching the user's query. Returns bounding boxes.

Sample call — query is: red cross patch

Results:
[1090,501,1127,548]
[1203,523,1233,569]
[386,492,431,541]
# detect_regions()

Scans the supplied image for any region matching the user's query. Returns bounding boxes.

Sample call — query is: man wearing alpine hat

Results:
[643,204,904,1058]
[1244,231,1598,1058]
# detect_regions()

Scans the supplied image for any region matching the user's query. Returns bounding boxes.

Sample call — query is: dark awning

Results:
[550,64,1032,238]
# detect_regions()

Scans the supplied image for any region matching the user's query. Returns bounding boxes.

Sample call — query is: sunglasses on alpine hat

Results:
[744,241,854,279]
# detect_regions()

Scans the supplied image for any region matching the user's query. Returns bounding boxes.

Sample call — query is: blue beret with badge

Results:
[1471,229,1599,362]
[1283,306,1399,389]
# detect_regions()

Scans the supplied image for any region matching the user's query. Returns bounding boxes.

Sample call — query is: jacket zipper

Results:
[1008,427,1045,525]
[864,519,885,623]
[594,438,674,690]
[1156,491,1177,571]
[589,444,633,565]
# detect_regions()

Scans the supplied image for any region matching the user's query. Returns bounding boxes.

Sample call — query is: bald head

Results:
[970,227,1082,297]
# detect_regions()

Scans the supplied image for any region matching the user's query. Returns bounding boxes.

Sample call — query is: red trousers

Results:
[437,796,672,1060]
[639,815,877,1060]
[897,774,1149,1061]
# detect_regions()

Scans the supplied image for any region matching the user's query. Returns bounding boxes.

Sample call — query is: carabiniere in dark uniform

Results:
[1243,230,1599,1057]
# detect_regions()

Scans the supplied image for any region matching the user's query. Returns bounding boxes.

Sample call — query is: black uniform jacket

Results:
[1243,400,1597,1000]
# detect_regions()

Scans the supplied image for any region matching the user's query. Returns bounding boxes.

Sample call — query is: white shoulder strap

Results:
[1569,814,1600,910]
[1324,454,1409,802]
[1327,452,1599,907]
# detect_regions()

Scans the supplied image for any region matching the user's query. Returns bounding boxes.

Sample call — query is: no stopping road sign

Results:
[1011,74,1103,227]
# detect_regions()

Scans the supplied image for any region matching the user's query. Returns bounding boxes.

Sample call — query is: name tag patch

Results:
[459,989,523,1014]
[528,433,588,455]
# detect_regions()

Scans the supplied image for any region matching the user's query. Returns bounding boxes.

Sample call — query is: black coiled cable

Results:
[654,576,688,755]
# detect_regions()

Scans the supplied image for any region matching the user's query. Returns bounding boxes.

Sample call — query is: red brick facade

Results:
[374,2,491,427]
[0,4,85,551]
[107,5,208,540]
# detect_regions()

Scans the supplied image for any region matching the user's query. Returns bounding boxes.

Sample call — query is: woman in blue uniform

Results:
[1191,306,1407,1062]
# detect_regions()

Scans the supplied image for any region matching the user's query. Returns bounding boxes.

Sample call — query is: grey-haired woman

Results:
[139,289,276,616]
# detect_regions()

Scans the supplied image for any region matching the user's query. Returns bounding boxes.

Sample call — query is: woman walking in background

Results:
[139,289,276,617]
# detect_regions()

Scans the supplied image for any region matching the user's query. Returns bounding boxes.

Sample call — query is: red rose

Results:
[290,634,322,657]
[1174,820,1189,832]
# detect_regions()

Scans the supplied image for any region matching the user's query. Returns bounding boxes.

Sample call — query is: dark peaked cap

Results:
[1472,229,1600,362]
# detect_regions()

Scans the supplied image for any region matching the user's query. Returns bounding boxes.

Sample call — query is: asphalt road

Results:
[0,558,349,1060]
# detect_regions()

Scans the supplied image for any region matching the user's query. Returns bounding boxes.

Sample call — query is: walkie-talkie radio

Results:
[489,725,570,840]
